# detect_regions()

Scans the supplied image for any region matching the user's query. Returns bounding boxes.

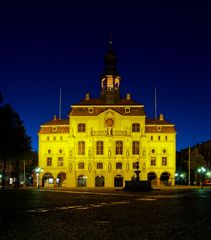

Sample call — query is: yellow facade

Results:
[38,43,176,188]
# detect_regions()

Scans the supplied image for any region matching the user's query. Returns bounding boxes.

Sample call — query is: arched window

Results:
[96,141,104,155]
[78,141,85,155]
[78,123,86,132]
[132,141,139,155]
[116,141,123,155]
[132,123,140,132]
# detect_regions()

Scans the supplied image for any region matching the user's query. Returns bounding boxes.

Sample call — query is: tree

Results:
[180,147,205,184]
[0,101,32,190]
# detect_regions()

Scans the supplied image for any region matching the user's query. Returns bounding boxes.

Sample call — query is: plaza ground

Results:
[1,186,211,239]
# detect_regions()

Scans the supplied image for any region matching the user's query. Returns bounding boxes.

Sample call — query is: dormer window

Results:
[52,127,57,132]
[157,126,162,132]
[125,108,130,113]
[88,108,94,114]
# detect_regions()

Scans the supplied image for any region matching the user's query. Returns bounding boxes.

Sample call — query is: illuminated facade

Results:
[38,42,176,188]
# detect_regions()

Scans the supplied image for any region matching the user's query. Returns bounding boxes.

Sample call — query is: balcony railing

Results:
[91,131,129,136]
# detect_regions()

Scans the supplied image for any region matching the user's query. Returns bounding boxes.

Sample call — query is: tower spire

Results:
[100,38,121,104]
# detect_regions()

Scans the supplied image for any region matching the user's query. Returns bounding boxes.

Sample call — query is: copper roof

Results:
[38,126,69,134]
[41,119,69,126]
[70,106,146,116]
[145,118,174,125]
[73,97,143,106]
[145,126,176,133]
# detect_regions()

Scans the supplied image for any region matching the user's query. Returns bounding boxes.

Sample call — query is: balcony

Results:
[91,131,129,136]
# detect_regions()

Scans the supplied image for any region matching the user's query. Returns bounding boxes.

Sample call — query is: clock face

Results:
[106,118,114,127]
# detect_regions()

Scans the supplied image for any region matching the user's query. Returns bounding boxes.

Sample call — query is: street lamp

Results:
[197,167,206,189]
[34,167,43,189]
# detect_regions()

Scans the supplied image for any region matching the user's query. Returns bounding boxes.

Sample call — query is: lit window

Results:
[158,136,161,141]
[132,123,140,132]
[165,136,168,141]
[162,157,167,166]
[53,136,56,141]
[114,77,119,88]
[48,149,51,154]
[116,141,123,155]
[78,162,85,169]
[78,123,86,132]
[47,136,50,141]
[47,157,52,166]
[60,136,63,141]
[151,136,153,141]
[107,76,113,89]
[116,162,122,169]
[59,149,63,154]
[78,141,85,155]
[151,157,156,166]
[96,141,104,155]
[151,149,155,154]
[58,157,63,166]
[97,162,103,169]
[163,149,167,154]
[132,141,139,155]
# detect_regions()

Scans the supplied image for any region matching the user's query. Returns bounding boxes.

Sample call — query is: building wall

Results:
[38,109,176,187]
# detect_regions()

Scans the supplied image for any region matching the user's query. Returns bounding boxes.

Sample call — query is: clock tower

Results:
[100,40,121,104]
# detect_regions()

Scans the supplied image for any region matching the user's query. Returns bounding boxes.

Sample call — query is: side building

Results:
[38,42,176,188]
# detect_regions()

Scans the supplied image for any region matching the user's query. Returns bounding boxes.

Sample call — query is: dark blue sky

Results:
[0,1,211,151]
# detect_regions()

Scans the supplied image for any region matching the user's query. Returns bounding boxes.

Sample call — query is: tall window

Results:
[97,162,103,169]
[150,157,156,166]
[116,141,123,155]
[132,141,139,155]
[116,162,122,169]
[78,141,85,155]
[78,123,86,132]
[132,123,140,132]
[58,157,63,166]
[96,141,104,155]
[47,157,52,166]
[162,157,167,166]
[78,162,85,169]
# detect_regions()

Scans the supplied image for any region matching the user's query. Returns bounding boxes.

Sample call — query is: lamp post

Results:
[197,167,206,189]
[35,167,43,189]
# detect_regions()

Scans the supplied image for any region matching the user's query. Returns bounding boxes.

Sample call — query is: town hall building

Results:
[38,42,176,188]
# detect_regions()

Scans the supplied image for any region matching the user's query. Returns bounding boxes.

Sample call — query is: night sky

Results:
[0,1,211,151]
